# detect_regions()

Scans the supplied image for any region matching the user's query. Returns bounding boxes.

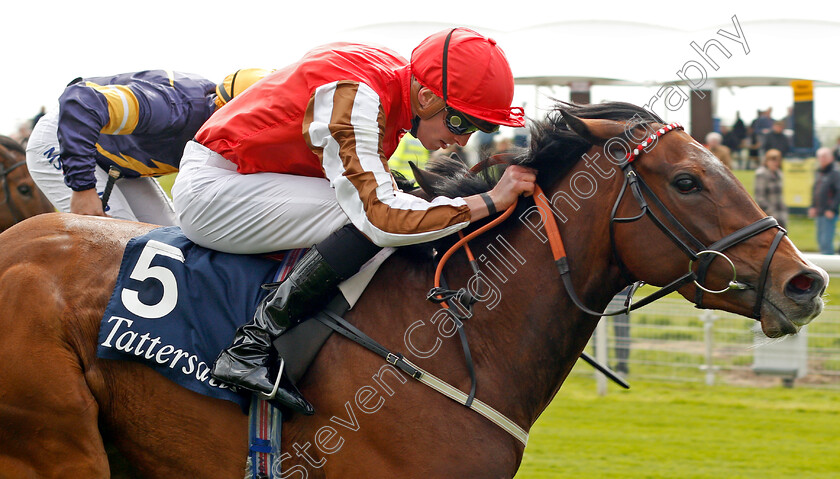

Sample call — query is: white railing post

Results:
[699,310,719,385]
[595,318,608,396]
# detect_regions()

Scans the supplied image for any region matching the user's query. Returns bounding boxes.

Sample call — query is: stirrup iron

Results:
[259,358,285,401]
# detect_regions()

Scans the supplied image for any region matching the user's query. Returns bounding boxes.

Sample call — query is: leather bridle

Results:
[539,122,786,319]
[440,122,786,321]
[415,122,787,445]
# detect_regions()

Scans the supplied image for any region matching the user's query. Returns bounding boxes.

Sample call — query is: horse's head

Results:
[0,136,54,231]
[558,106,826,337]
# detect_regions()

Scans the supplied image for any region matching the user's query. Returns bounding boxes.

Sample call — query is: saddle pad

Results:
[97,226,299,410]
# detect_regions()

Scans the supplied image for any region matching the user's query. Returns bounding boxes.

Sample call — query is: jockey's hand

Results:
[465,165,536,220]
[70,188,107,217]
[489,165,537,209]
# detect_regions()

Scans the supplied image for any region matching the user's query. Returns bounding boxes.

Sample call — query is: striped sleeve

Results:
[304,81,471,247]
[57,82,119,190]
[84,82,140,135]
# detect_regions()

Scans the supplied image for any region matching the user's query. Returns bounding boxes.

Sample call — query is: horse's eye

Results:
[673,175,700,193]
[17,184,32,196]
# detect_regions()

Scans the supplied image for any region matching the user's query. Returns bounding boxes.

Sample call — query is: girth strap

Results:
[316,310,422,380]
[429,274,478,407]
[314,310,529,446]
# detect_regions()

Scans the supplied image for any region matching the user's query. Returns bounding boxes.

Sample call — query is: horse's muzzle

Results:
[784,269,827,324]
[759,267,827,337]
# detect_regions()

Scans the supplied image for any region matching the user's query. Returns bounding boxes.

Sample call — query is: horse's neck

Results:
[431,183,627,431]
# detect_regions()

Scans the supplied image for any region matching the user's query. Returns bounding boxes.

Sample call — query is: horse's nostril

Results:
[791,274,813,292]
[785,272,823,300]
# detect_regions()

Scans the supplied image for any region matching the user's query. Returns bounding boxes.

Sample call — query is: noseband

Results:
[544,123,786,319]
[0,159,28,225]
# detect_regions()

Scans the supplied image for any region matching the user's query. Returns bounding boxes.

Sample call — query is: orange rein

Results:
[433,183,567,295]
[433,198,517,293]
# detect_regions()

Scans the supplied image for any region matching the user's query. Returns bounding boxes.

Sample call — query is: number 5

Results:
[121,240,185,318]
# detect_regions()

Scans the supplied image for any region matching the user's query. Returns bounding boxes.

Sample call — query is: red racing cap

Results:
[411,28,524,128]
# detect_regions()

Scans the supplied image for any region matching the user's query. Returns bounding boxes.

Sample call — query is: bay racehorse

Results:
[0,102,827,478]
[0,135,53,231]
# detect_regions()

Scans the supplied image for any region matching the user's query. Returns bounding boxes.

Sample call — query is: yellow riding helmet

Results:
[215,68,273,108]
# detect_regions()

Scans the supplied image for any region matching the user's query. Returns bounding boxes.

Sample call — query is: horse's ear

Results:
[561,109,628,146]
[0,144,16,165]
[410,161,446,197]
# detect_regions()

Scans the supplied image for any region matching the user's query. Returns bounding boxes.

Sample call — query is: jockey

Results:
[25,68,270,224]
[171,28,537,415]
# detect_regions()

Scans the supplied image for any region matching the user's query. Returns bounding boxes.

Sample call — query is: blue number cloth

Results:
[97,226,299,410]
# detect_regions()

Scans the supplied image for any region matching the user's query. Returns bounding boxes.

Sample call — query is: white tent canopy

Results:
[345,19,840,87]
[5,11,838,134]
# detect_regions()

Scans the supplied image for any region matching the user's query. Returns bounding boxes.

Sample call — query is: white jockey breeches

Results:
[26,108,178,226]
[171,141,350,254]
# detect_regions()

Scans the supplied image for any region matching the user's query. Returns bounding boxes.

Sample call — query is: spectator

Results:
[705,131,732,169]
[809,147,840,254]
[730,111,747,143]
[721,124,741,152]
[752,108,775,136]
[782,106,794,131]
[832,136,840,163]
[722,124,746,169]
[762,120,791,157]
[754,148,787,228]
[744,126,761,170]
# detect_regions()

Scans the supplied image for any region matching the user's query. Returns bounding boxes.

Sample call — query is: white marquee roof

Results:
[342,19,840,88]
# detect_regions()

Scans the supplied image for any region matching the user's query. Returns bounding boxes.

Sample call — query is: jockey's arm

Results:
[56,76,195,193]
[308,81,468,247]
[307,81,536,247]
[56,81,114,193]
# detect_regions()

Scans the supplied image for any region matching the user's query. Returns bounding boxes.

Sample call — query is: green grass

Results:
[515,374,840,478]
[158,173,176,195]
[786,215,818,253]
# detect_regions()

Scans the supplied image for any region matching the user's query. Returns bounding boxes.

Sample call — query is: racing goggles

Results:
[445,107,500,135]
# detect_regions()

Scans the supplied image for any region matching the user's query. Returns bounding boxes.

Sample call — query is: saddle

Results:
[96,226,392,410]
[273,246,394,383]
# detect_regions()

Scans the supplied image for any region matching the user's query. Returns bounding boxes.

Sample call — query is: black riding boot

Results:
[211,224,381,415]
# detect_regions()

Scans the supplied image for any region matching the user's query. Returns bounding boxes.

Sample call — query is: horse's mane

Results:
[0,135,26,156]
[426,101,664,198]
